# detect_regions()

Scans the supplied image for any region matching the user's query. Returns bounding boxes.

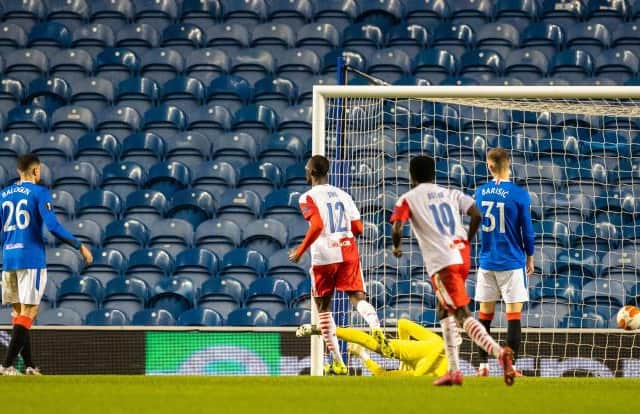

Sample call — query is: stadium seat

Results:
[450,0,493,28]
[165,131,210,166]
[504,49,548,82]
[173,248,219,290]
[241,219,288,257]
[72,24,115,57]
[559,311,607,329]
[219,248,267,288]
[37,308,83,326]
[582,279,626,307]
[600,247,640,281]
[520,22,565,61]
[390,280,436,308]
[133,0,178,30]
[432,23,474,58]
[530,276,581,305]
[459,49,504,81]
[131,308,175,326]
[178,308,224,326]
[237,162,282,199]
[50,189,76,223]
[366,49,411,84]
[0,133,29,173]
[386,24,429,58]
[145,161,190,198]
[226,307,272,327]
[250,23,295,53]
[148,277,195,319]
[245,278,293,319]
[412,48,458,84]
[124,190,168,226]
[161,23,205,55]
[252,77,297,114]
[4,49,48,86]
[588,0,630,26]
[167,189,217,228]
[595,49,639,85]
[148,218,194,258]
[612,25,640,56]
[556,248,598,280]
[277,105,311,137]
[76,190,123,230]
[53,161,100,200]
[180,0,220,27]
[125,248,174,287]
[26,76,71,114]
[191,161,237,199]
[542,0,586,26]
[230,50,276,86]
[140,48,184,85]
[205,24,250,54]
[185,49,230,85]
[49,48,93,83]
[142,104,186,139]
[523,303,570,328]
[549,49,594,82]
[495,0,540,30]
[50,105,95,140]
[101,161,145,201]
[103,276,149,319]
[86,308,129,326]
[28,132,74,168]
[197,277,244,318]
[232,104,278,143]
[116,77,159,115]
[533,220,572,248]
[291,277,311,308]
[90,0,135,30]
[81,248,126,287]
[217,189,262,228]
[342,22,384,58]
[66,219,104,248]
[121,132,165,170]
[0,23,27,54]
[275,49,320,87]
[211,132,257,168]
[75,133,120,171]
[195,219,242,257]
[322,49,366,76]
[296,23,341,58]
[95,48,141,85]
[27,22,72,58]
[206,74,252,115]
[56,276,103,319]
[284,163,308,193]
[46,247,82,286]
[263,190,302,224]
[187,104,232,141]
[566,22,611,57]
[160,76,206,114]
[0,77,24,118]
[96,105,142,140]
[103,219,149,258]
[274,308,311,326]
[6,105,48,140]
[266,248,309,290]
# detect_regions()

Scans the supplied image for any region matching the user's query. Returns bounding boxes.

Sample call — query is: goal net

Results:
[310,85,640,377]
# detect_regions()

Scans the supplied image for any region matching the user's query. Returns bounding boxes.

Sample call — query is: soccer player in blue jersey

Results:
[474,148,535,377]
[0,154,93,375]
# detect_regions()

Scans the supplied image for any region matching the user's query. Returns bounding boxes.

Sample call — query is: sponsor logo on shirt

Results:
[5,243,24,250]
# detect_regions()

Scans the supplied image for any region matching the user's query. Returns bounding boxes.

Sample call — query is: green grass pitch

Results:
[0,376,638,413]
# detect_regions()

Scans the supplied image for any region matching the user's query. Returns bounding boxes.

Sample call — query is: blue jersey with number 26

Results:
[474,180,535,271]
[0,182,80,270]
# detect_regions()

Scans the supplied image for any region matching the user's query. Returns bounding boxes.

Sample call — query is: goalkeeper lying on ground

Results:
[297,318,449,377]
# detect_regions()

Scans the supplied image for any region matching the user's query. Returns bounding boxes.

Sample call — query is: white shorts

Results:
[474,267,529,304]
[2,269,48,305]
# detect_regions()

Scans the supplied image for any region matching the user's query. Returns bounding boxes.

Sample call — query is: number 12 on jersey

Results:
[326,201,347,233]
[481,201,505,233]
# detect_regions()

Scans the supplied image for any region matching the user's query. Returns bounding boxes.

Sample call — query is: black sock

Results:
[507,319,522,362]
[478,318,492,363]
[20,328,33,368]
[3,324,27,368]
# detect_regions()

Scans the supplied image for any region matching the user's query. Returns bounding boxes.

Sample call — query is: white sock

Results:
[441,315,460,372]
[318,312,344,364]
[479,362,489,370]
[463,317,501,358]
[356,300,380,329]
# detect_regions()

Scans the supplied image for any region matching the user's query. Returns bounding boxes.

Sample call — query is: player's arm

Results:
[346,195,363,236]
[389,198,410,258]
[519,192,536,275]
[466,204,482,242]
[289,195,323,263]
[38,190,93,265]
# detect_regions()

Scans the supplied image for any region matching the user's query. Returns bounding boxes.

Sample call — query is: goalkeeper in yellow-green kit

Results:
[297,318,449,376]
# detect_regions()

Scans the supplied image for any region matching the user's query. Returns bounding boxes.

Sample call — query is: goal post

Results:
[310,85,640,377]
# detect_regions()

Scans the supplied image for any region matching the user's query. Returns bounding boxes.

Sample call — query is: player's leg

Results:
[336,327,380,352]
[15,268,44,374]
[497,268,528,376]
[475,268,500,376]
[312,265,346,374]
[1,270,24,374]
[397,318,445,343]
[433,300,462,385]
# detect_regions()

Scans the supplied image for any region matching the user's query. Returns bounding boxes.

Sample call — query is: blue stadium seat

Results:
[253,77,297,114]
[103,276,149,319]
[96,105,142,140]
[277,105,311,137]
[496,0,540,30]
[342,22,384,58]
[145,161,190,198]
[148,277,194,319]
[322,49,366,75]
[296,23,341,58]
[365,249,404,281]
[124,190,168,226]
[274,308,310,326]
[450,0,493,28]
[226,307,271,326]
[582,279,626,307]
[37,308,83,326]
[126,248,174,287]
[238,162,282,199]
[390,280,435,308]
[133,0,178,30]
[81,248,126,286]
[241,219,288,257]
[533,220,572,248]
[600,247,640,282]
[103,218,149,258]
[245,278,292,319]
[230,50,276,85]
[76,133,120,170]
[595,49,639,84]
[77,190,123,229]
[512,160,572,195]
[66,219,103,248]
[223,0,267,26]
[160,76,206,114]
[50,189,75,223]
[90,0,135,30]
[0,77,24,117]
[206,74,252,115]
[173,248,219,290]
[72,24,115,57]
[566,22,611,57]
[192,161,237,198]
[460,49,504,81]
[432,23,474,58]
[217,189,262,228]
[142,104,187,139]
[613,25,640,56]
[267,0,312,30]
[56,276,103,319]
[220,248,267,287]
[195,219,242,257]
[165,131,210,166]
[587,0,630,26]
[290,277,310,308]
[504,49,548,81]
[180,0,221,27]
[27,22,72,57]
[626,282,640,307]
[185,48,229,85]
[167,189,217,228]
[50,105,95,140]
[210,132,256,168]
[132,308,175,326]
[251,23,295,53]
[121,132,166,169]
[559,311,607,329]
[6,105,48,140]
[356,0,402,27]
[445,133,487,159]
[266,248,308,289]
[116,77,160,115]
[0,23,27,54]
[403,0,448,27]
[232,104,278,143]
[4,49,47,88]
[46,247,82,286]
[521,23,564,60]
[197,277,244,318]
[542,0,586,26]
[530,276,581,304]
[101,161,145,201]
[386,24,429,58]
[263,190,301,223]
[0,133,29,173]
[187,104,232,141]
[148,218,193,258]
[141,48,184,85]
[205,24,250,54]
[53,161,100,199]
[161,23,205,55]
[364,279,390,309]
[556,248,598,280]
[544,192,595,222]
[549,49,594,82]
[284,163,308,193]
[95,48,141,84]
[274,49,319,92]
[412,48,457,84]
[366,49,411,83]
[49,48,93,83]
[178,308,224,326]
[86,308,129,326]
[523,303,570,328]
[475,23,519,58]
[29,132,74,167]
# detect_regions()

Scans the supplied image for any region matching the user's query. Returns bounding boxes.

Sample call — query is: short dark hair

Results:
[308,155,330,178]
[410,156,436,183]
[487,148,510,171]
[17,154,40,173]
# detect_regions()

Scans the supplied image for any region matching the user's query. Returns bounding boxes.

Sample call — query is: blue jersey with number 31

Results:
[474,180,535,271]
[0,182,80,270]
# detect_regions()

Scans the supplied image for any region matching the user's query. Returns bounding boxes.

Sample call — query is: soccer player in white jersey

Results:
[474,148,535,377]
[289,155,392,375]
[390,156,516,386]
